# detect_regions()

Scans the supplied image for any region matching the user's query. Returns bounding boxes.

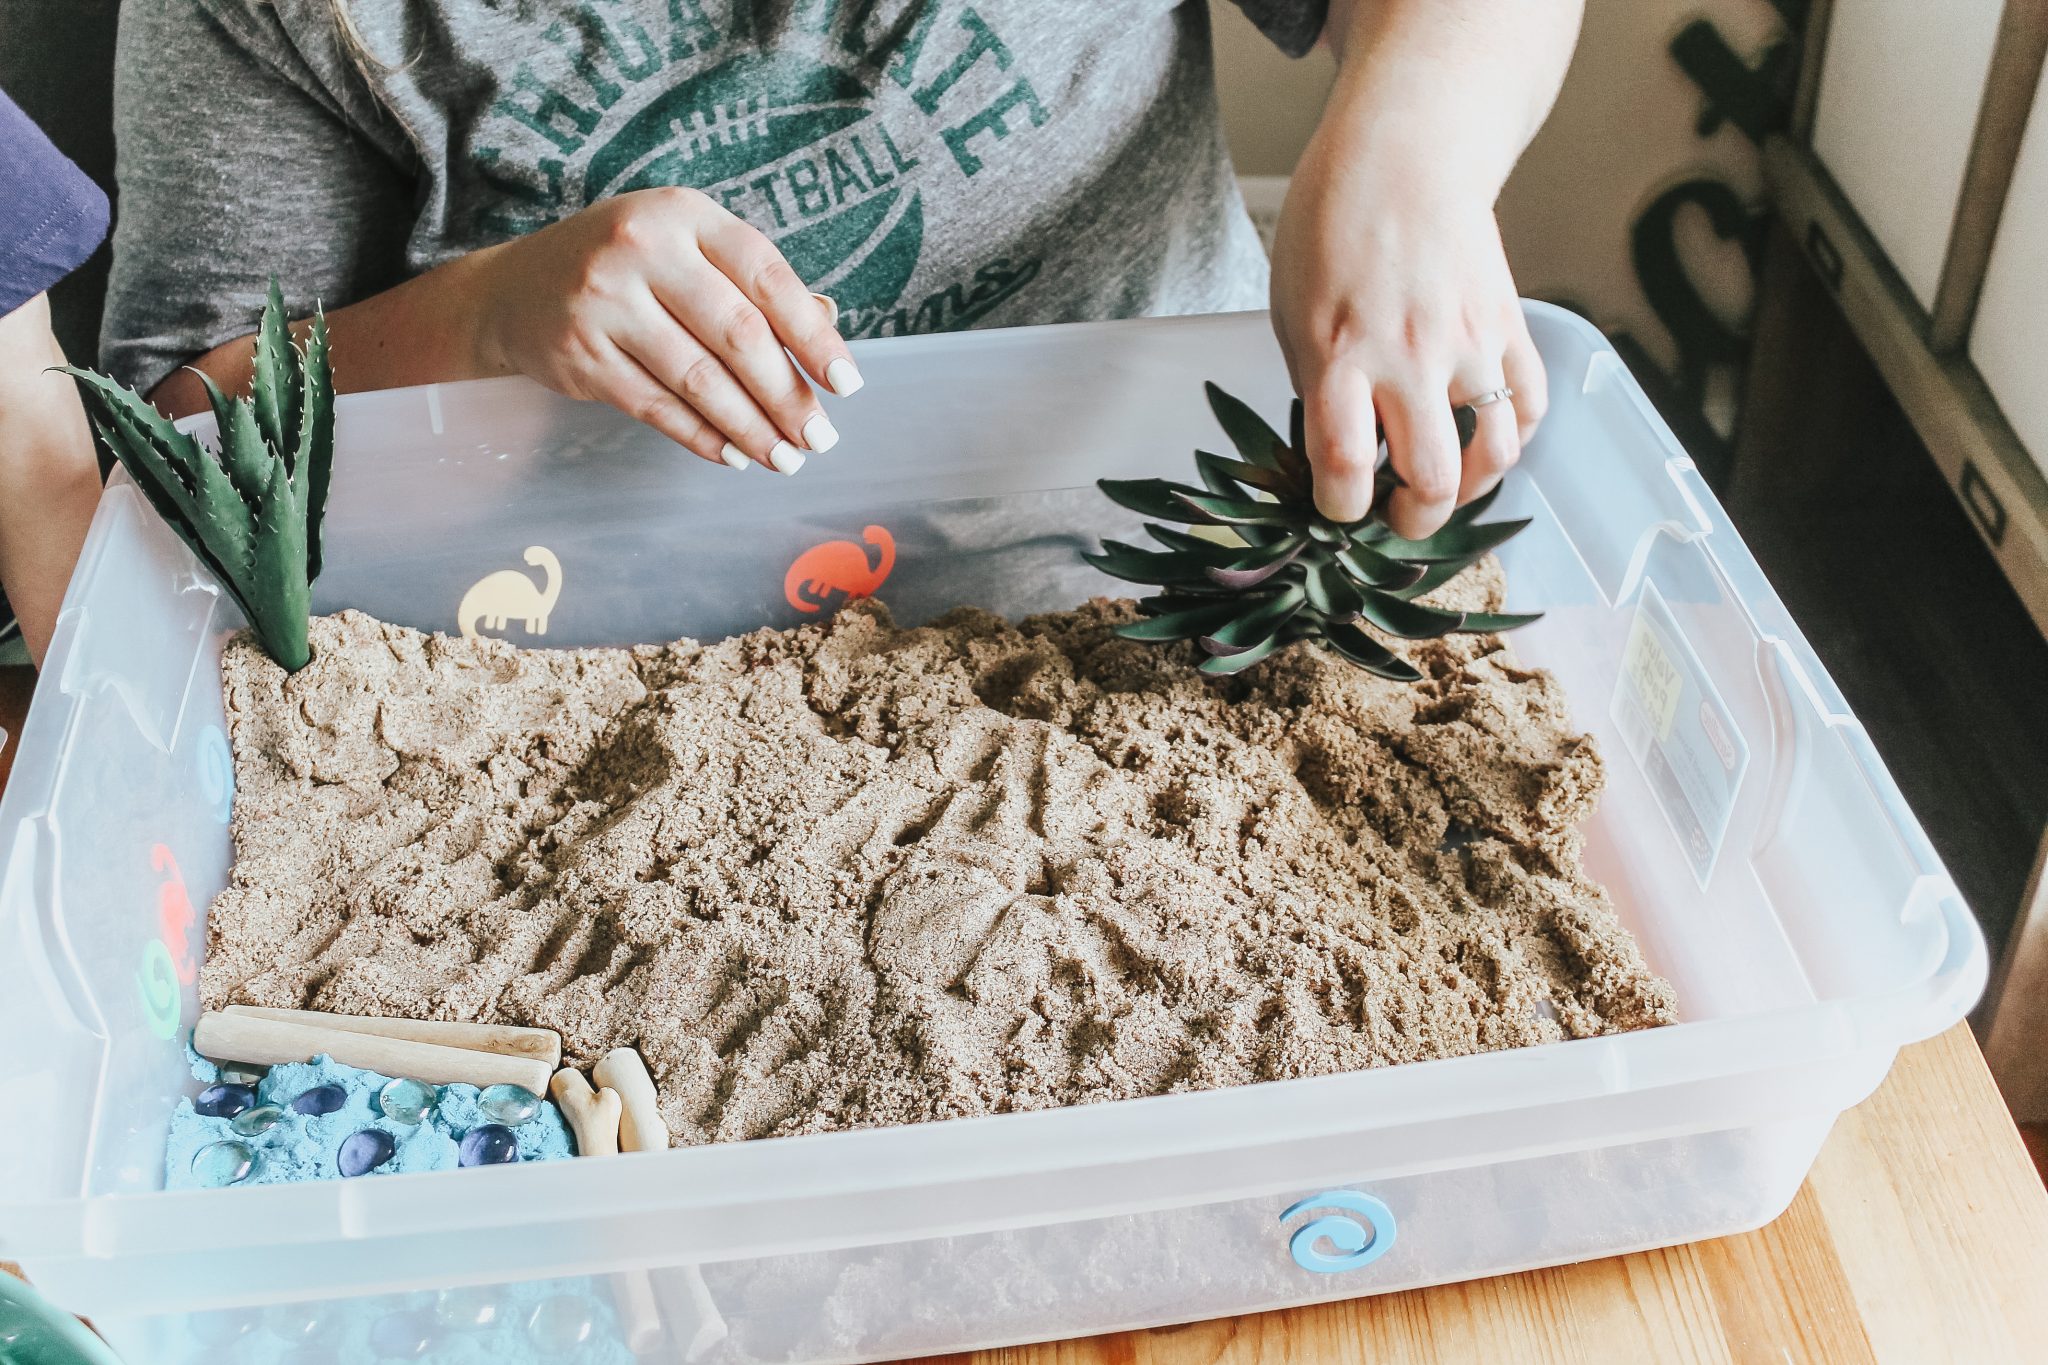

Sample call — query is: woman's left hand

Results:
[1269,0,1581,539]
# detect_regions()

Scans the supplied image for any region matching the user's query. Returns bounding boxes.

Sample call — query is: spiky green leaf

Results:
[1303,559,1365,620]
[1198,584,1305,655]
[1386,550,1488,600]
[1196,630,1287,675]
[63,368,206,494]
[83,412,247,605]
[1354,592,1466,640]
[1206,532,1307,590]
[64,368,258,579]
[1455,610,1542,633]
[1135,591,1232,619]
[1115,599,1244,642]
[1283,398,1313,484]
[248,455,310,670]
[1143,523,1242,562]
[1100,478,1215,523]
[1083,541,1215,586]
[1324,623,1424,681]
[190,369,237,451]
[1334,541,1427,590]
[1171,490,1295,526]
[295,309,336,580]
[250,278,301,463]
[1447,479,1504,527]
[193,371,273,509]
[1194,449,1298,499]
[1205,382,1288,472]
[1375,517,1533,563]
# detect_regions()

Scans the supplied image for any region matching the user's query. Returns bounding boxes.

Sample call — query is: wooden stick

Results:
[593,1047,670,1152]
[549,1068,621,1157]
[222,1004,561,1072]
[193,1010,552,1095]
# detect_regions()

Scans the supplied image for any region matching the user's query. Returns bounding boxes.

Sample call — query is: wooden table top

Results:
[3,666,2045,1364]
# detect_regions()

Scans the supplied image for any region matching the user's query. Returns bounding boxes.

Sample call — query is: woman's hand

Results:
[1271,142,1544,537]
[1271,0,1582,537]
[158,187,859,476]
[466,187,860,475]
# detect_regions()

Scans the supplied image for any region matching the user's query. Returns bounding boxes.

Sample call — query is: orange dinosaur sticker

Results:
[785,525,896,614]
[153,843,197,986]
[138,843,198,1041]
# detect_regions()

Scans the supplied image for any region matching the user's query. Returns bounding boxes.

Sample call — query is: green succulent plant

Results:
[1084,383,1540,680]
[62,281,333,671]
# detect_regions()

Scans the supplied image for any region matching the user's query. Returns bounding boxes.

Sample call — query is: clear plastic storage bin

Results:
[0,307,1986,1364]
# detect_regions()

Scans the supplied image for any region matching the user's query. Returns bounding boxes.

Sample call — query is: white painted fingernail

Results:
[811,292,840,326]
[826,357,864,397]
[769,441,806,476]
[720,442,751,470]
[803,412,839,453]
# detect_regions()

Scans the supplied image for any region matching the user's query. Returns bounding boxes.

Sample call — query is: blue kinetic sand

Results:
[166,1051,574,1189]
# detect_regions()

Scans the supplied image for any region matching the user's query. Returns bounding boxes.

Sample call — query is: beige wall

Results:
[1213,2,1336,178]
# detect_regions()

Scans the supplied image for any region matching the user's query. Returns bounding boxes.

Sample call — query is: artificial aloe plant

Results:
[63,281,333,671]
[1084,383,1538,680]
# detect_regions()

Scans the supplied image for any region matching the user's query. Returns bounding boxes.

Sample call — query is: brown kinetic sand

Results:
[206,559,1676,1148]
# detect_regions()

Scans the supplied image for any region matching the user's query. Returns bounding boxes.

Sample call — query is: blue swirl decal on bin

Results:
[1279,1190,1398,1274]
[198,725,234,824]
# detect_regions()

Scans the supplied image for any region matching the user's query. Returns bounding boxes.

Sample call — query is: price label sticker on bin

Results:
[1611,581,1749,887]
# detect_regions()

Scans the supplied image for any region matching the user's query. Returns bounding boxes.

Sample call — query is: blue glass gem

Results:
[230,1104,283,1137]
[337,1127,397,1177]
[457,1123,519,1168]
[526,1296,595,1352]
[191,1139,257,1187]
[433,1286,502,1330]
[367,1308,436,1359]
[477,1083,541,1126]
[377,1077,437,1126]
[195,1082,257,1118]
[264,1302,334,1341]
[290,1083,348,1116]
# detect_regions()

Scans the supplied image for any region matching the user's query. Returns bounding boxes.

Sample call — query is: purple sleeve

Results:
[0,86,110,320]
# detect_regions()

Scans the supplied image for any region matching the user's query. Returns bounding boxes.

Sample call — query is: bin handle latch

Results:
[1280,1191,1398,1274]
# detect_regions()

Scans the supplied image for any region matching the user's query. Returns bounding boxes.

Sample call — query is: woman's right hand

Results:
[465,187,861,475]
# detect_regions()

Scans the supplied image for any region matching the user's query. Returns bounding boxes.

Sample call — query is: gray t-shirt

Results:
[103,0,1323,395]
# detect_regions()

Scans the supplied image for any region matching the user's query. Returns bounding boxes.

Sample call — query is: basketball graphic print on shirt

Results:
[472,3,1053,336]
[583,50,927,324]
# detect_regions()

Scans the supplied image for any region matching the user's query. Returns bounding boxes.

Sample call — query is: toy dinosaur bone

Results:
[550,1067,623,1158]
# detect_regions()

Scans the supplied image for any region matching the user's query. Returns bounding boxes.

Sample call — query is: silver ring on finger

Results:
[1452,387,1513,449]
[1455,386,1514,410]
